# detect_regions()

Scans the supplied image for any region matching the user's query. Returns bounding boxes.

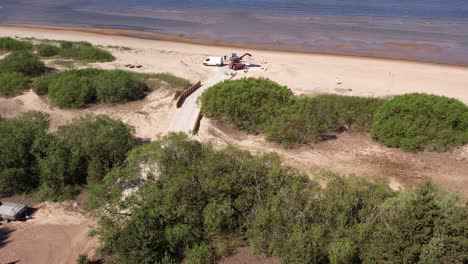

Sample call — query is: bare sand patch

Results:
[0,201,97,264]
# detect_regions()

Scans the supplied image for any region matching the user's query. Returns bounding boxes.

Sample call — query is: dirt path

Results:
[197,119,468,198]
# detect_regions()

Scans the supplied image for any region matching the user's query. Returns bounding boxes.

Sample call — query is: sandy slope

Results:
[1,26,468,104]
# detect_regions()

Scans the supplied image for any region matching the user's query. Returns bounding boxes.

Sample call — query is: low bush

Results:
[48,72,96,108]
[34,69,188,108]
[0,72,30,97]
[0,37,33,51]
[36,43,60,57]
[58,41,115,62]
[371,93,468,151]
[31,74,54,95]
[201,78,293,132]
[264,97,321,147]
[201,78,384,147]
[0,51,46,76]
[311,94,384,132]
[95,70,146,103]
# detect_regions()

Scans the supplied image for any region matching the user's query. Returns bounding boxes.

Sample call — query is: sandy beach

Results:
[1,25,468,104]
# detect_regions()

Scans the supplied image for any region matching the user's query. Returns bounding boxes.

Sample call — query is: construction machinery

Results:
[229,53,252,70]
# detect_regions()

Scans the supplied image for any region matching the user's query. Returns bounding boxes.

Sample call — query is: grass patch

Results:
[57,41,115,62]
[0,73,30,97]
[36,43,60,57]
[133,72,190,89]
[0,37,33,51]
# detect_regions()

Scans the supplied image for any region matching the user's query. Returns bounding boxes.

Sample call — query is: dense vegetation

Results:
[0,37,33,51]
[371,93,468,152]
[95,70,146,103]
[0,51,46,76]
[32,69,189,108]
[201,78,384,147]
[0,72,30,97]
[202,78,467,151]
[57,41,115,62]
[36,43,60,57]
[0,112,134,200]
[86,133,468,263]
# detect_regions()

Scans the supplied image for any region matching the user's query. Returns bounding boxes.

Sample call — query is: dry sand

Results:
[0,202,97,264]
[1,25,468,104]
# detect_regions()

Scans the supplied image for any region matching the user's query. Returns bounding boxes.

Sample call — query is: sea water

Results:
[1,0,467,65]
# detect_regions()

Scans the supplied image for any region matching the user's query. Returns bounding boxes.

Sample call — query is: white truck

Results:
[203,56,224,67]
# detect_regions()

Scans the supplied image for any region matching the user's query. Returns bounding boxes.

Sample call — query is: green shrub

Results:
[36,43,60,57]
[48,73,96,108]
[0,72,30,97]
[0,112,49,195]
[95,70,146,103]
[58,41,115,62]
[201,78,384,147]
[38,115,134,200]
[86,134,468,263]
[264,97,321,147]
[0,37,33,51]
[31,74,54,95]
[312,94,384,132]
[371,93,468,152]
[0,51,46,76]
[201,78,293,132]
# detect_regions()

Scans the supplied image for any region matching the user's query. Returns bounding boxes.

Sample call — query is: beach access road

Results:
[168,69,233,134]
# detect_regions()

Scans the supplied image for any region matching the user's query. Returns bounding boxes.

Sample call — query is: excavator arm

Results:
[238,53,252,60]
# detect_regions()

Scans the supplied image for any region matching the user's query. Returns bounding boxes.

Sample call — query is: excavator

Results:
[228,53,252,70]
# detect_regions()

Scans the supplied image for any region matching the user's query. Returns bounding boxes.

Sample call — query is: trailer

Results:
[203,56,224,66]
[0,201,28,221]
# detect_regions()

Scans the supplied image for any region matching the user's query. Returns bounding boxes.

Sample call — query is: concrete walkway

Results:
[167,69,232,134]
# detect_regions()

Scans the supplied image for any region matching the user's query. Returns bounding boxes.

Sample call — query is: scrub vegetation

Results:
[201,78,384,148]
[0,112,134,200]
[30,69,189,108]
[201,78,467,151]
[84,133,468,263]
[0,72,30,97]
[371,93,468,152]
[0,37,34,51]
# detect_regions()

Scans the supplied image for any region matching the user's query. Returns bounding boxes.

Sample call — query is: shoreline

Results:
[4,23,468,69]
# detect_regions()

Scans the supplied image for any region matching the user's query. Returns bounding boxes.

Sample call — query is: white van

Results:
[203,56,224,66]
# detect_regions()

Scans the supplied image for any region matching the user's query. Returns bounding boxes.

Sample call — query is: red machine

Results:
[228,53,252,70]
